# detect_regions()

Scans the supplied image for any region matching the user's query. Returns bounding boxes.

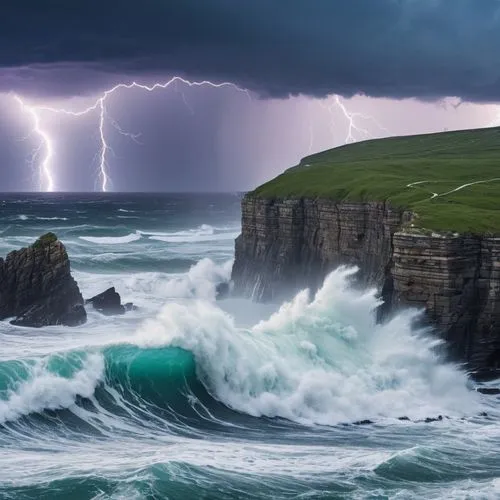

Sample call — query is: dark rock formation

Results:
[86,287,126,315]
[231,196,500,373]
[215,282,230,300]
[0,233,87,327]
[476,388,500,395]
[392,234,500,369]
[232,197,410,302]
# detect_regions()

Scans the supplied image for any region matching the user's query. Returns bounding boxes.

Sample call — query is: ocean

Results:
[0,193,498,500]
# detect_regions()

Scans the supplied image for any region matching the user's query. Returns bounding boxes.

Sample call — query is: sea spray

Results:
[0,353,104,423]
[133,267,478,425]
[73,258,233,313]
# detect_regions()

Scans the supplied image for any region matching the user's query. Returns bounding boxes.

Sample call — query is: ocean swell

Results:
[132,267,479,425]
[0,267,481,428]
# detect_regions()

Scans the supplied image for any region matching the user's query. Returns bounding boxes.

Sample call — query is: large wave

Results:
[0,267,481,427]
[132,267,479,425]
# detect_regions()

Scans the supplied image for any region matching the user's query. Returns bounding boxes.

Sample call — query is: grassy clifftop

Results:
[252,127,500,234]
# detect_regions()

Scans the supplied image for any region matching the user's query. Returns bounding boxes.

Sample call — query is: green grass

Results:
[251,127,500,234]
[31,232,58,249]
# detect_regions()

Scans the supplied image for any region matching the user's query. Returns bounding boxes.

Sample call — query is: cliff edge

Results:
[0,233,87,327]
[231,128,500,375]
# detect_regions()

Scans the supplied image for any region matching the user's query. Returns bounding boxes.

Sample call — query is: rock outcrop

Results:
[86,287,137,315]
[231,196,500,374]
[215,282,231,300]
[0,233,87,327]
[86,287,125,315]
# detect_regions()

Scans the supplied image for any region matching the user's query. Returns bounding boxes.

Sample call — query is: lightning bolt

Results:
[332,95,390,144]
[311,94,390,152]
[14,95,55,192]
[13,77,251,192]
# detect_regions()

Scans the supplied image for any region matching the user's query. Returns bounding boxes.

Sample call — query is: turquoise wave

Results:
[0,342,256,436]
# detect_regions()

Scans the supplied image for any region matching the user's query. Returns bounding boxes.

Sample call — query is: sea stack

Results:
[0,233,87,327]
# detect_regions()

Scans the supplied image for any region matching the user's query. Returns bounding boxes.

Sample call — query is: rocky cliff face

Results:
[392,234,500,372]
[231,196,500,374]
[0,233,87,327]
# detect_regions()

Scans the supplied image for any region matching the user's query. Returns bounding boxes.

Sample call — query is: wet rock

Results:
[476,388,500,395]
[86,287,125,315]
[353,419,374,426]
[398,416,410,421]
[0,233,86,327]
[424,415,443,423]
[215,282,230,300]
[124,302,138,312]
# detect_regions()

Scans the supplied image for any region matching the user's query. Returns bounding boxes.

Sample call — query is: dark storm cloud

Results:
[2,0,500,102]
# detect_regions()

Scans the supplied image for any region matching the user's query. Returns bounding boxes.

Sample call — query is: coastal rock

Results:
[232,197,410,302]
[231,196,500,373]
[215,282,231,300]
[0,233,87,327]
[86,287,126,315]
[476,388,500,395]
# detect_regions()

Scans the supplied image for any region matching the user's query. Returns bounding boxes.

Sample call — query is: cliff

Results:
[0,233,87,327]
[232,197,500,374]
[231,128,500,375]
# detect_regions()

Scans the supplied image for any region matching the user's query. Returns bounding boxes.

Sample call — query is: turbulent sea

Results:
[0,193,499,500]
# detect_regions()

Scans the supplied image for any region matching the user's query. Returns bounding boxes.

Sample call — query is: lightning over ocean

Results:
[13,78,251,192]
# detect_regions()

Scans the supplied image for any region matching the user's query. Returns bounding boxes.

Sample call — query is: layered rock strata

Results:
[231,196,500,373]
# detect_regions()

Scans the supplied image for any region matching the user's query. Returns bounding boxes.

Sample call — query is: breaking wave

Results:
[0,267,479,428]
[79,232,142,245]
[132,267,478,425]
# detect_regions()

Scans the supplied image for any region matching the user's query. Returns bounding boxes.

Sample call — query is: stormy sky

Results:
[1,0,500,192]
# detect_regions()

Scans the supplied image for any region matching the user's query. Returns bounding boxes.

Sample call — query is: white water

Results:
[0,354,104,424]
[133,267,478,425]
[80,232,142,244]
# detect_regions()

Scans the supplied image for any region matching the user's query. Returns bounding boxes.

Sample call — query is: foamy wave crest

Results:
[80,232,142,245]
[0,354,104,423]
[140,224,238,243]
[132,267,478,425]
[36,217,69,221]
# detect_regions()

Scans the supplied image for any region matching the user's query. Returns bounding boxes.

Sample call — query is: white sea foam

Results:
[139,224,239,244]
[133,266,479,425]
[36,217,69,221]
[74,258,232,309]
[0,354,104,423]
[150,233,239,243]
[139,224,215,237]
[80,232,142,245]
